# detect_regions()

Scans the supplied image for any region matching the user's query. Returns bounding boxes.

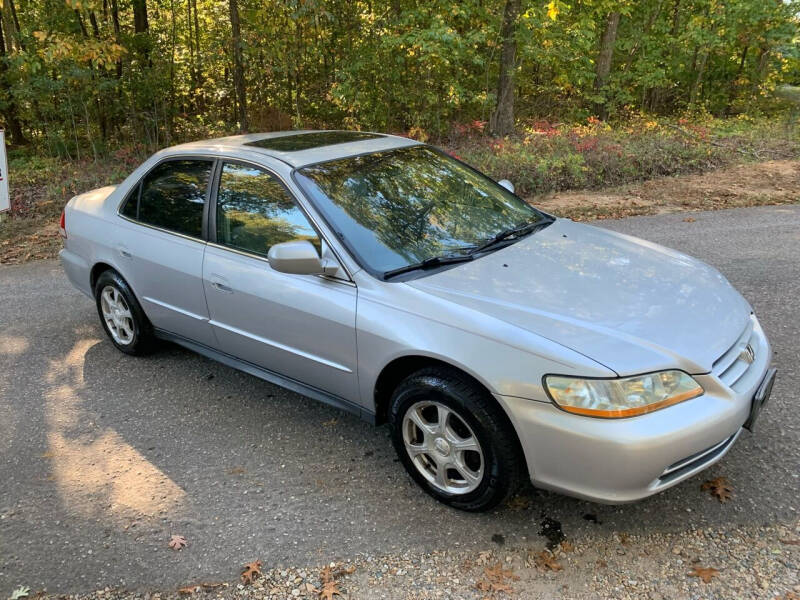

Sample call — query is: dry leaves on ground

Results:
[168,535,187,550]
[474,563,519,597]
[241,560,262,585]
[177,583,224,595]
[702,476,733,502]
[558,541,574,553]
[533,550,563,572]
[507,495,531,511]
[688,565,719,583]
[318,566,342,600]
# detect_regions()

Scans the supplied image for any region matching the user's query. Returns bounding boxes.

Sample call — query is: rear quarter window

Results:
[134,159,213,238]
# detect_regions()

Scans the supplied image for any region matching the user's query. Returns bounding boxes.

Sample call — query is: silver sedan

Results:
[59,130,776,511]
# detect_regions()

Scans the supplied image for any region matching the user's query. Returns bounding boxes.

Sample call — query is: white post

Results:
[0,130,9,222]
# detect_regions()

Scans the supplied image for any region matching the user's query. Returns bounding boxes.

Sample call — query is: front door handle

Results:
[209,274,233,293]
[118,245,132,259]
[211,281,233,293]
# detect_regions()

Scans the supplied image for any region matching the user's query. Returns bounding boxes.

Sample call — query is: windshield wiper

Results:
[469,217,555,256]
[383,253,474,280]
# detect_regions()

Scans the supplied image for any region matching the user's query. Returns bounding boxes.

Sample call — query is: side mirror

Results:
[498,179,515,193]
[267,240,339,276]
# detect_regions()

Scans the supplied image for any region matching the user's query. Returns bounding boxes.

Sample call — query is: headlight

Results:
[544,370,703,418]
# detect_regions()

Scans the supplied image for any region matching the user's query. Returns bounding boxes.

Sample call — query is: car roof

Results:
[166,130,422,168]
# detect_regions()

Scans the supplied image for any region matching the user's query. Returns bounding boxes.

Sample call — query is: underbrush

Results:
[446,115,800,197]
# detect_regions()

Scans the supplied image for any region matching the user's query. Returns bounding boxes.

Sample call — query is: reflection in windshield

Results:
[295,146,546,274]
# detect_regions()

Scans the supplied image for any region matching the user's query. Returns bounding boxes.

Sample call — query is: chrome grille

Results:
[712,316,763,392]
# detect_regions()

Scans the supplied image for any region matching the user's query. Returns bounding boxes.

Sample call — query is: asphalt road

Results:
[1,205,798,595]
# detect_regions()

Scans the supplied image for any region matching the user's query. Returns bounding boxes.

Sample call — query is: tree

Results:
[594,11,621,119]
[489,0,521,137]
[0,11,27,144]
[229,0,247,131]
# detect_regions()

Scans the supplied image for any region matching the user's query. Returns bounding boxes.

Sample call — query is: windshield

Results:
[294,146,548,276]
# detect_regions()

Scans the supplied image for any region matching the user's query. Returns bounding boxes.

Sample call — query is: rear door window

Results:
[134,159,213,238]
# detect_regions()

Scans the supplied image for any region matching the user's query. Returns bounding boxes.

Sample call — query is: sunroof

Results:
[245,131,382,152]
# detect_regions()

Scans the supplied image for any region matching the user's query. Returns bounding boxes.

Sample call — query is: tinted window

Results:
[138,160,212,238]
[216,163,319,257]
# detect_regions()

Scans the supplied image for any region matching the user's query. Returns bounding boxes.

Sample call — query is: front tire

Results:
[389,366,524,511]
[94,270,154,355]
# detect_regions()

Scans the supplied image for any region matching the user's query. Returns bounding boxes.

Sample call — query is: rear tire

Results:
[389,366,524,511]
[94,270,155,355]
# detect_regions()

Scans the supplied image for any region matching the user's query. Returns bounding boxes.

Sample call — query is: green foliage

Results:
[1,0,799,154]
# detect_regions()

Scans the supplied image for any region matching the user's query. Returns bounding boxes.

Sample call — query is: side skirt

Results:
[154,328,376,424]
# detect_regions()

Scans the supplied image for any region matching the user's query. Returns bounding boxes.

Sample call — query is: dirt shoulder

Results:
[535,159,800,221]
[2,159,800,265]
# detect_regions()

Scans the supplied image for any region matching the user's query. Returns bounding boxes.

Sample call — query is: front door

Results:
[202,161,359,402]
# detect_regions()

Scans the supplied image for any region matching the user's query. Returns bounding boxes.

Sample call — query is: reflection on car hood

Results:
[406,219,751,375]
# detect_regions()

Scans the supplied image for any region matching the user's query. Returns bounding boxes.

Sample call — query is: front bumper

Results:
[500,319,773,504]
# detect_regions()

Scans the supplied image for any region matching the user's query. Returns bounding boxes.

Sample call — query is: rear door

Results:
[117,157,218,347]
[202,160,359,402]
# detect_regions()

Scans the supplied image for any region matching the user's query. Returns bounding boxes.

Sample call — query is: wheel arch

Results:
[373,354,502,426]
[90,261,116,292]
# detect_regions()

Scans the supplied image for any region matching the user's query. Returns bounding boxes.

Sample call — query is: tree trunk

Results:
[192,0,202,86]
[689,50,708,105]
[133,0,149,33]
[7,0,24,51]
[594,11,621,120]
[111,0,122,78]
[489,0,521,137]
[229,0,247,131]
[0,12,27,144]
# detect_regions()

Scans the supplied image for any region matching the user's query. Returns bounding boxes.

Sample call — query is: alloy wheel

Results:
[402,400,484,495]
[100,285,135,345]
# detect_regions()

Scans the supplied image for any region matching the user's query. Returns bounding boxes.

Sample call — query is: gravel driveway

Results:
[1,205,798,599]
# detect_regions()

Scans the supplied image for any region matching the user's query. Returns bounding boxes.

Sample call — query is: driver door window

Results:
[215,163,320,257]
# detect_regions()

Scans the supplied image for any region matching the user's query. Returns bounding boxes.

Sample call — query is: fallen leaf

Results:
[178,586,200,595]
[10,587,30,600]
[507,495,531,511]
[322,418,338,427]
[688,565,719,583]
[179,581,224,594]
[168,534,187,550]
[596,559,607,568]
[534,551,563,572]
[778,538,800,545]
[618,532,630,545]
[701,477,733,502]
[683,217,696,222]
[318,566,342,600]
[241,560,262,584]
[227,467,246,475]
[559,541,574,553]
[474,562,519,596]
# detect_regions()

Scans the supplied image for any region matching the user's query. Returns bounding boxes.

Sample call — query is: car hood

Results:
[406,219,751,375]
